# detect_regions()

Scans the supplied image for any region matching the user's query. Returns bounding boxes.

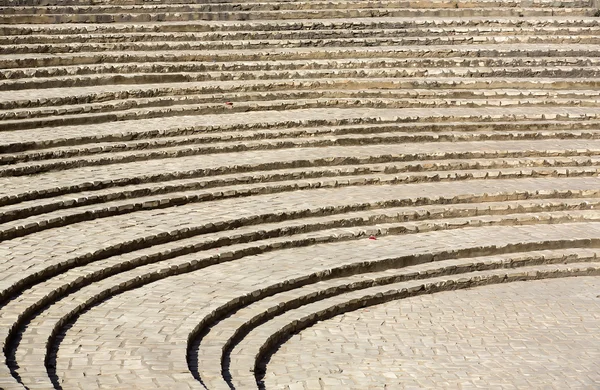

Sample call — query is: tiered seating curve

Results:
[1,1,600,389]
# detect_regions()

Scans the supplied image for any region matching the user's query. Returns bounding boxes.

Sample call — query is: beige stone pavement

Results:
[265,277,600,389]
[2,3,600,390]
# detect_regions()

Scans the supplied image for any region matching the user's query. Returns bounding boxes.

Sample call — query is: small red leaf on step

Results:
[369,235,377,240]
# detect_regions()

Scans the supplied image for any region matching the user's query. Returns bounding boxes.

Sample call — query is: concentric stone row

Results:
[1,0,600,389]
[262,276,600,388]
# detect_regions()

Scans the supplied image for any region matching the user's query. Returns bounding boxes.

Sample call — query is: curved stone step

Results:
[3,0,594,15]
[6,212,598,387]
[4,214,600,386]
[0,79,597,134]
[3,63,600,92]
[1,7,594,25]
[3,43,600,70]
[2,164,600,242]
[5,124,600,167]
[6,0,591,5]
[2,176,600,308]
[2,95,599,133]
[3,25,600,47]
[194,250,599,389]
[2,135,599,203]
[3,132,600,177]
[3,56,600,85]
[265,276,600,389]
[0,111,398,151]
[0,105,592,167]
[7,1,570,16]
[2,117,599,155]
[229,262,600,389]
[1,155,597,222]
[3,34,600,56]
[1,0,599,388]
[3,0,592,5]
[7,198,598,383]
[2,16,599,37]
[4,85,600,120]
[3,92,600,125]
[43,222,600,389]
[3,78,600,115]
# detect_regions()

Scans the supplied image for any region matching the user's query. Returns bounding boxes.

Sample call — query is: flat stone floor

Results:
[264,276,600,390]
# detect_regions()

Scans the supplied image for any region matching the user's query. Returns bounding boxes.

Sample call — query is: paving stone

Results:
[46,223,600,389]
[2,1,600,389]
[264,277,600,389]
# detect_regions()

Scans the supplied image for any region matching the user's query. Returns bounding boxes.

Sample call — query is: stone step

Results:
[2,93,600,132]
[6,204,600,334]
[4,34,600,56]
[193,250,600,388]
[0,116,408,153]
[5,212,600,387]
[264,276,600,389]
[6,199,599,348]
[1,132,599,201]
[1,0,599,386]
[4,120,600,163]
[12,239,598,388]
[5,126,600,172]
[0,155,597,222]
[1,0,594,7]
[5,215,600,386]
[0,77,596,114]
[2,176,600,308]
[3,17,600,36]
[3,94,600,125]
[5,128,600,177]
[3,57,600,84]
[2,0,594,15]
[2,69,599,97]
[38,222,600,388]
[4,89,600,122]
[3,43,600,70]
[3,165,600,242]
[4,62,600,92]
[226,261,600,389]
[2,118,599,154]
[0,7,594,24]
[3,63,600,94]
[3,26,600,46]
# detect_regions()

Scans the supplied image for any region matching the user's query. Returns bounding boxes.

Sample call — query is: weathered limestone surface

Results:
[1,1,600,389]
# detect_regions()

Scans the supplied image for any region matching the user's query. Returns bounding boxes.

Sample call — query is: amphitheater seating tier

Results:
[1,1,600,389]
